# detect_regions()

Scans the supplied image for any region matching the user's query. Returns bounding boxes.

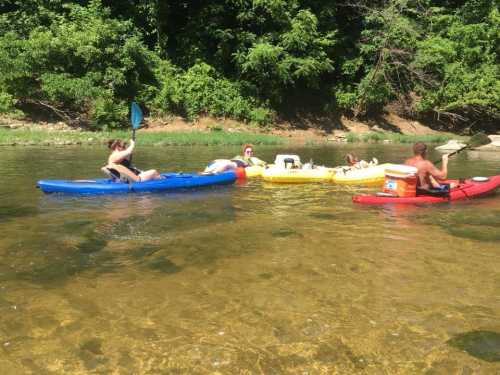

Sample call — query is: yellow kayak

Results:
[244,165,264,178]
[262,167,334,183]
[332,163,398,186]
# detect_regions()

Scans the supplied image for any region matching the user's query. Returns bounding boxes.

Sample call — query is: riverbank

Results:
[0,114,463,146]
[0,125,285,146]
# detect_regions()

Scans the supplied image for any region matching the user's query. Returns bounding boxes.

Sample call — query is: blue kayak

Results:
[37,171,237,194]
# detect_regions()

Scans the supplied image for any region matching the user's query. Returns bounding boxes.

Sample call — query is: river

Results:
[0,144,499,373]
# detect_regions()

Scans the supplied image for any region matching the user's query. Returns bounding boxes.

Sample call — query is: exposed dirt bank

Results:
[143,113,440,141]
[0,113,465,146]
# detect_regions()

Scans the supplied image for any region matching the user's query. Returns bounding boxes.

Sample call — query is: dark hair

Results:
[413,142,427,156]
[107,139,125,150]
[345,153,358,165]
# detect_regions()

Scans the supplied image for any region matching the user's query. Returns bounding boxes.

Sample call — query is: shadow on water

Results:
[130,245,182,274]
[79,337,108,370]
[11,232,113,285]
[412,209,500,242]
[271,227,303,238]
[106,205,236,239]
[145,256,182,273]
[0,205,38,222]
[62,219,94,231]
[1,202,238,286]
[308,210,373,222]
[76,232,108,254]
[447,331,500,362]
[130,243,162,259]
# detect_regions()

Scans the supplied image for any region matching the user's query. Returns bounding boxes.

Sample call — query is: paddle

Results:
[434,132,491,165]
[130,101,143,141]
[129,101,143,164]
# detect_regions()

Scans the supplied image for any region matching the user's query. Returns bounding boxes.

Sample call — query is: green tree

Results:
[0,0,156,127]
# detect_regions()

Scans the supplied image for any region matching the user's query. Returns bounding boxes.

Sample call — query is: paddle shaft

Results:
[130,129,135,164]
[433,145,468,165]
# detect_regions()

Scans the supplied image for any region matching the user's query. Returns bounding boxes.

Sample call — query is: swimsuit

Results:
[119,159,142,175]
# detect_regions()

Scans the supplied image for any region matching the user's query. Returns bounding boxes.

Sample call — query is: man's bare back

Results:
[404,142,449,189]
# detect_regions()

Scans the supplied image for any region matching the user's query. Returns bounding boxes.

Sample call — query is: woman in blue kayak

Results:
[105,139,161,181]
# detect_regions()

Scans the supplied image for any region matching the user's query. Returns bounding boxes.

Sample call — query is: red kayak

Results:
[353,175,500,204]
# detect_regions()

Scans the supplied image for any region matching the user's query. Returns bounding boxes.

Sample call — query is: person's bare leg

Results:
[139,169,161,181]
[203,160,235,174]
[429,175,440,188]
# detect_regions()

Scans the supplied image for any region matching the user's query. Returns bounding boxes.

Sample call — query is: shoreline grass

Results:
[0,125,469,147]
[345,131,465,144]
[0,127,285,146]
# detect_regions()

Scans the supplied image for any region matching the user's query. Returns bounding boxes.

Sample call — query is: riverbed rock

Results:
[435,139,466,151]
[474,135,500,151]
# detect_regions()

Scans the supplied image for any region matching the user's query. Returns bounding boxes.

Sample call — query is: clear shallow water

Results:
[0,144,499,374]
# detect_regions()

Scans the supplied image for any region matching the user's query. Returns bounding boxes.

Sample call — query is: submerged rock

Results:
[475,135,500,151]
[447,330,500,362]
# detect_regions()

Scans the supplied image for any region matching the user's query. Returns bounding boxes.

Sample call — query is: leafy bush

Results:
[412,8,500,121]
[0,0,498,131]
[153,61,272,124]
[0,90,16,114]
[0,0,155,128]
[235,9,335,103]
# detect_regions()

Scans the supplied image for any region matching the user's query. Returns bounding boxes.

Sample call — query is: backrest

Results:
[101,166,120,181]
[101,166,137,183]
[274,154,301,169]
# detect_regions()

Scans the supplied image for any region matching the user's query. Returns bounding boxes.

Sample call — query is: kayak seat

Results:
[101,166,120,181]
[101,165,139,183]
[416,186,450,197]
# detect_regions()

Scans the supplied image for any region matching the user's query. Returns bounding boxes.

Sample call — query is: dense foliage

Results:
[0,0,498,131]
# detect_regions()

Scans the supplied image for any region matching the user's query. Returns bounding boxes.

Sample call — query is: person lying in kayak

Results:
[104,139,162,182]
[233,144,267,167]
[203,159,249,174]
[203,144,267,174]
[345,153,378,169]
[404,142,453,192]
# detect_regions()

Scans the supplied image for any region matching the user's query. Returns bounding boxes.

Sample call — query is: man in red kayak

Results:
[405,142,451,192]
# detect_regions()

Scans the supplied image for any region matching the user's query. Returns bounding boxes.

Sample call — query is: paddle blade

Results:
[130,101,143,130]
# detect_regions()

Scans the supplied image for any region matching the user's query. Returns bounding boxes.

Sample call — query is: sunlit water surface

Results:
[0,144,499,374]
